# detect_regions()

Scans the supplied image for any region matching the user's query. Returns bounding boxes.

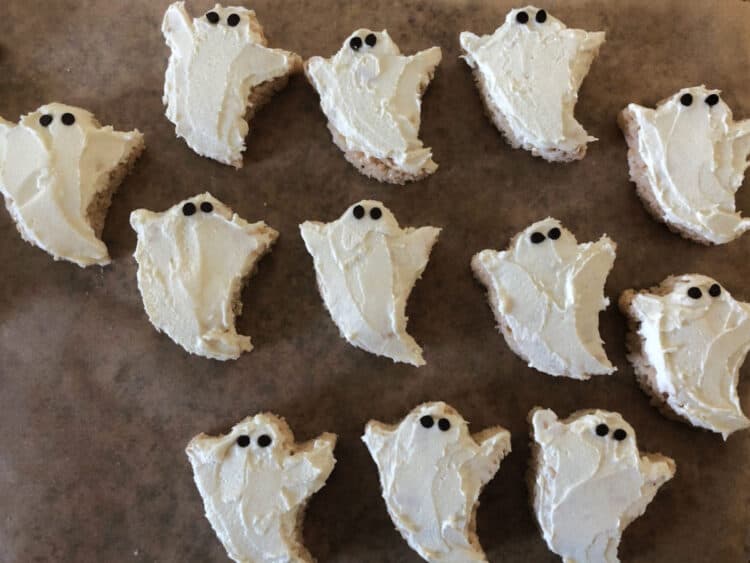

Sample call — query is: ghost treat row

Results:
[187,404,674,563]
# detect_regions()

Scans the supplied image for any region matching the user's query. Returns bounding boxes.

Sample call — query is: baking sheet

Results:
[1,0,749,561]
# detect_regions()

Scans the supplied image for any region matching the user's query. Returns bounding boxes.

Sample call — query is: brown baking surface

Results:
[1,0,749,561]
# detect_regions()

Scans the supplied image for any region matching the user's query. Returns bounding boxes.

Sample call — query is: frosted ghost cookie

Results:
[0,103,144,267]
[620,275,750,439]
[187,413,336,563]
[529,408,675,563]
[363,402,511,562]
[300,201,440,366]
[130,193,278,360]
[619,86,750,245]
[305,30,442,184]
[460,6,605,162]
[162,2,302,167]
[472,218,616,379]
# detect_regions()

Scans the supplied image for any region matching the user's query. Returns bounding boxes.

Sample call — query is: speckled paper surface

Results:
[1,1,749,561]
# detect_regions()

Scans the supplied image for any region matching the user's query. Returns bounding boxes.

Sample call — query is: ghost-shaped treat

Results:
[300,200,440,366]
[187,413,337,563]
[130,193,278,360]
[0,103,144,267]
[620,274,750,439]
[162,2,302,167]
[530,408,675,563]
[363,402,511,563]
[305,30,442,184]
[460,6,605,162]
[472,218,616,379]
[619,86,750,245]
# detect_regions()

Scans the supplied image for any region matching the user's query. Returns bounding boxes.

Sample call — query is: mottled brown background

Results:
[1,0,749,561]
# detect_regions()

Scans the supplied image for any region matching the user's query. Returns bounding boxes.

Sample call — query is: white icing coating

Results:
[187,413,336,563]
[531,408,675,563]
[472,217,616,379]
[306,29,441,177]
[162,2,301,167]
[130,192,278,361]
[628,274,750,438]
[363,402,511,563]
[0,103,143,267]
[624,85,750,244]
[300,200,440,366]
[460,6,604,159]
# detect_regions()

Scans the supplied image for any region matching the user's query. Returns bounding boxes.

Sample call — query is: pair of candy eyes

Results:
[688,284,721,299]
[182,201,213,216]
[236,434,272,448]
[420,415,451,431]
[516,9,547,24]
[680,93,720,107]
[530,227,561,244]
[595,424,627,440]
[353,205,382,220]
[206,11,241,27]
[349,33,377,51]
[39,113,75,127]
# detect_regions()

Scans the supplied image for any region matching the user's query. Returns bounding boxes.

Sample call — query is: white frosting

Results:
[162,2,301,167]
[472,217,615,379]
[625,85,750,244]
[460,6,604,159]
[531,408,675,563]
[363,402,511,563]
[0,103,143,267]
[187,413,336,563]
[628,274,750,438]
[130,192,278,361]
[306,29,441,177]
[300,200,440,366]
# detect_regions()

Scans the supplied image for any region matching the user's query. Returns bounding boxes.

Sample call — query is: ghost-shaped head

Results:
[16,103,98,148]
[130,192,233,233]
[503,6,567,34]
[338,29,401,60]
[655,274,742,329]
[660,85,732,133]
[333,200,401,249]
[192,3,265,43]
[509,217,580,274]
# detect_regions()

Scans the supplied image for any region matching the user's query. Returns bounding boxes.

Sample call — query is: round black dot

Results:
[516,10,529,23]
[370,207,382,220]
[420,415,434,428]
[709,283,721,297]
[353,205,365,219]
[613,429,627,441]
[365,33,377,47]
[595,423,609,436]
[200,202,213,213]
[687,287,702,299]
[438,418,451,431]
[705,94,720,107]
[680,93,693,107]
[350,36,363,51]
[535,9,547,23]
[39,115,53,127]
[236,435,250,447]
[530,232,545,244]
[182,202,196,216]
[548,227,561,240]
[206,11,219,23]
[227,13,240,27]
[257,434,272,447]
[61,113,75,126]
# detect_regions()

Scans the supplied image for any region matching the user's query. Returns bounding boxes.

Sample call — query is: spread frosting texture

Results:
[531,408,675,563]
[0,103,143,267]
[163,2,301,167]
[300,200,440,366]
[472,217,616,379]
[187,413,336,563]
[130,192,278,360]
[363,402,511,563]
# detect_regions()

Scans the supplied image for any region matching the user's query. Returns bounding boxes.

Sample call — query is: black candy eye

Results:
[516,10,529,23]
[370,207,382,220]
[680,93,693,106]
[257,434,272,447]
[227,13,240,27]
[236,435,250,447]
[438,418,451,431]
[530,232,545,244]
[613,429,627,441]
[687,287,702,299]
[61,113,75,126]
[200,201,213,213]
[353,205,365,219]
[39,115,53,127]
[206,11,219,24]
[535,9,547,23]
[420,415,434,428]
[709,283,721,297]
[350,36,363,51]
[548,227,561,240]
[595,423,609,436]
[365,33,377,47]
[182,202,196,216]
[705,94,719,106]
